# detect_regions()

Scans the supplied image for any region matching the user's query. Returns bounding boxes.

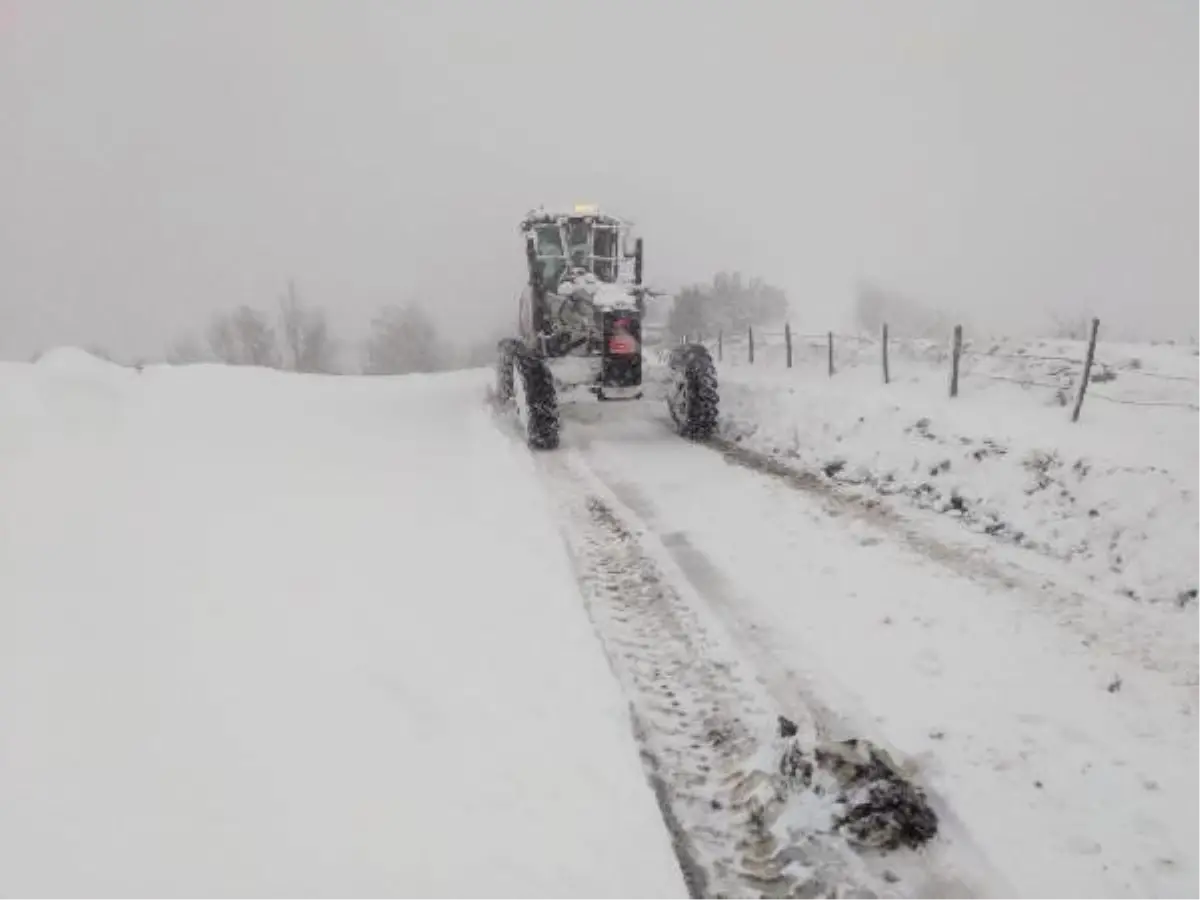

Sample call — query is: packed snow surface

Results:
[3,345,1196,898]
[0,349,684,897]
[567,403,1197,897]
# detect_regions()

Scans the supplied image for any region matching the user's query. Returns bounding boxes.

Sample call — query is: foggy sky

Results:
[1,0,1195,361]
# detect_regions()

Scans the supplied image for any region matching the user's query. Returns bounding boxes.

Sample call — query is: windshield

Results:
[565,220,591,268]
[593,226,617,281]
[530,218,622,283]
[534,225,564,257]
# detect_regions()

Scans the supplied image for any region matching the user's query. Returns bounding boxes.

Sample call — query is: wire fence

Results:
[653,319,1199,420]
[1087,393,1199,409]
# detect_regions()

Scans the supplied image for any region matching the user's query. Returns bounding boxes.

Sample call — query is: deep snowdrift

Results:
[0,350,684,897]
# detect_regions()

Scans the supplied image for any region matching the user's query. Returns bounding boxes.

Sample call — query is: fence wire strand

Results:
[672,326,1197,413]
[1100,368,1200,384]
[962,371,1068,390]
[1087,393,1199,410]
[961,349,1085,365]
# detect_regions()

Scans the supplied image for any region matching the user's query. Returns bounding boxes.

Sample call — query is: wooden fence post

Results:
[748,325,755,364]
[882,323,890,384]
[785,322,793,369]
[827,331,834,376]
[950,324,963,397]
[1071,317,1101,422]
[717,329,723,362]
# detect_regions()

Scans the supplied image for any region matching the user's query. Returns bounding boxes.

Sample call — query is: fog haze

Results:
[1,0,1195,361]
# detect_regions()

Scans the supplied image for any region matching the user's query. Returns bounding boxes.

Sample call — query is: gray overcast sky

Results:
[0,0,1195,360]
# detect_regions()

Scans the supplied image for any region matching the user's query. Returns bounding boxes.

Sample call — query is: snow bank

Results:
[33,345,130,374]
[0,348,135,456]
[0,354,684,897]
[713,336,1199,607]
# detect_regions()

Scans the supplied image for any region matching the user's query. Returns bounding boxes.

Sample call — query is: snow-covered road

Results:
[2,352,1195,897]
[531,394,1198,898]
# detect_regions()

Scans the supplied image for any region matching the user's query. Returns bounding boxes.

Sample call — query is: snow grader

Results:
[495,205,718,449]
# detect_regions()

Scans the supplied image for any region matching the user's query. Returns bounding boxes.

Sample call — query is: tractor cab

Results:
[521,205,638,291]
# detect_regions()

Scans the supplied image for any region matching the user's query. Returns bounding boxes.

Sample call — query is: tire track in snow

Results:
[571,443,1007,900]
[567,408,1195,898]
[704,434,1194,685]
[537,448,930,899]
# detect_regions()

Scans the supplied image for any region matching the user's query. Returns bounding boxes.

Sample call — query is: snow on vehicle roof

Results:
[520,206,629,231]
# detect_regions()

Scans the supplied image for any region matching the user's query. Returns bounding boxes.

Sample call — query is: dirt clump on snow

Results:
[816,738,939,851]
[775,719,939,852]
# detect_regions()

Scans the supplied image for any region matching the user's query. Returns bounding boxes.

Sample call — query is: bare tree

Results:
[207,315,239,365]
[853,281,958,339]
[362,303,446,374]
[166,333,208,364]
[667,272,788,339]
[207,306,280,367]
[279,281,338,373]
[458,334,508,370]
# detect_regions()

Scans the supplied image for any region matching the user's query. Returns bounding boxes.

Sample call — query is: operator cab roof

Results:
[520,205,629,232]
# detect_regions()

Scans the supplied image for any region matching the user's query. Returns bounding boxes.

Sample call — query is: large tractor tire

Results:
[667,343,719,440]
[514,351,560,450]
[495,338,519,403]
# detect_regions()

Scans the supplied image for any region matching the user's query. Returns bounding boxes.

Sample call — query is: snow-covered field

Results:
[2,346,1196,898]
[712,334,1199,609]
[0,349,683,897]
